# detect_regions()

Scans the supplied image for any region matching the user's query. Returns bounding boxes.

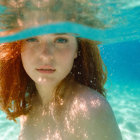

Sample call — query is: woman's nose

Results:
[39,42,54,61]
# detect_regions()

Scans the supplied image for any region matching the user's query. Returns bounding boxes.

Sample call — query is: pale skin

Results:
[19,34,122,140]
[21,33,78,106]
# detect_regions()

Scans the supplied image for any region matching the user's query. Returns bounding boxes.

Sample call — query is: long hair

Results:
[0,38,107,122]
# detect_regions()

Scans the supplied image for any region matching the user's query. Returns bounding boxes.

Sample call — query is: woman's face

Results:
[21,33,78,85]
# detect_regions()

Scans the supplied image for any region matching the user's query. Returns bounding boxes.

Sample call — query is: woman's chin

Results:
[34,77,59,86]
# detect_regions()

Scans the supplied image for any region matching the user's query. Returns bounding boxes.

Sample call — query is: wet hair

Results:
[0,38,107,122]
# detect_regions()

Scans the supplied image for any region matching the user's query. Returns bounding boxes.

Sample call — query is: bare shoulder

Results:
[72,83,108,111]
[70,84,122,140]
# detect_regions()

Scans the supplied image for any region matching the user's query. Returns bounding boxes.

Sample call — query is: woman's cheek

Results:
[21,48,36,67]
[57,48,74,62]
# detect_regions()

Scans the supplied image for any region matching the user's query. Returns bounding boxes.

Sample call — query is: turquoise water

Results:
[100,41,140,140]
[0,1,140,140]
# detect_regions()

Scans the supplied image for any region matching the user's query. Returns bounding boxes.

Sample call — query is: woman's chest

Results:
[19,113,80,140]
[19,90,90,140]
[19,104,80,140]
[19,119,62,140]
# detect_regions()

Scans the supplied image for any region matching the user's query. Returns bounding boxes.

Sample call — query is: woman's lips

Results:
[36,69,56,74]
[37,65,55,70]
[36,65,56,74]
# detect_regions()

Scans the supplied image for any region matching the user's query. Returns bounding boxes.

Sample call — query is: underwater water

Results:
[0,0,140,140]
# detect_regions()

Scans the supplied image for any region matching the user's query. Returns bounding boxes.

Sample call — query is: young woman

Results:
[0,33,122,140]
[0,0,122,140]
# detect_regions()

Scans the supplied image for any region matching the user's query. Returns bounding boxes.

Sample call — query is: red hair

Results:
[0,38,107,122]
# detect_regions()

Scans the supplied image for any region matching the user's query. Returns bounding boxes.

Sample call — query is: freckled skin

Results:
[18,83,111,140]
[19,34,88,140]
[21,34,78,105]
[19,83,122,140]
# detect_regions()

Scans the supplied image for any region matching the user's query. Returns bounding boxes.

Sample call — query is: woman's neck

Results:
[35,82,58,106]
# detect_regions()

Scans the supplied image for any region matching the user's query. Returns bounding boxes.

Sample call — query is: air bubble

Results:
[78,72,81,75]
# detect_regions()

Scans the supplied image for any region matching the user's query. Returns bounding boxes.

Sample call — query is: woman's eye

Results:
[55,38,68,44]
[26,38,38,42]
